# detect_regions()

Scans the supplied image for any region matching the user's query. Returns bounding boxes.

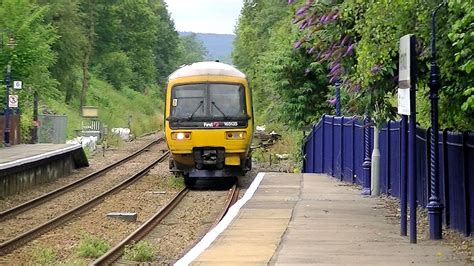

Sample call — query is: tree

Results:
[177,33,208,65]
[0,0,58,108]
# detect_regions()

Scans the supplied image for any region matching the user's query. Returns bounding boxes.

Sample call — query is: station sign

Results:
[398,34,415,116]
[8,95,18,108]
[13,81,22,90]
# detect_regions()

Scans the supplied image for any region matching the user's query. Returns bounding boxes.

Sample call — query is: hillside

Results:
[179,32,235,64]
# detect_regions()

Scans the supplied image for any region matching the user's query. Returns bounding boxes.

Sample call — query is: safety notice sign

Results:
[8,95,18,108]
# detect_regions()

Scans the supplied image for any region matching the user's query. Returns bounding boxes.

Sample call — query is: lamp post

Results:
[362,110,371,195]
[426,1,446,240]
[2,32,17,146]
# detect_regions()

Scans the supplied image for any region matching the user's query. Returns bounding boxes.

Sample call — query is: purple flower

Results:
[308,46,316,54]
[343,44,355,56]
[354,84,361,92]
[288,0,295,4]
[295,6,308,17]
[294,40,304,49]
[299,21,308,29]
[371,64,381,74]
[340,35,349,46]
[329,75,339,83]
[292,17,304,24]
[329,63,341,75]
[328,97,337,105]
[319,15,327,23]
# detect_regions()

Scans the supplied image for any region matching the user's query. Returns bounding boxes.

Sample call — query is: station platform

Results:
[0,144,88,197]
[178,173,467,265]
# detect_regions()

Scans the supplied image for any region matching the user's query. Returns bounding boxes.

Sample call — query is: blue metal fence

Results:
[303,115,474,237]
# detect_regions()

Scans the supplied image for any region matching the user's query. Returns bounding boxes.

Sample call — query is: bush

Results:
[123,241,155,262]
[75,234,110,258]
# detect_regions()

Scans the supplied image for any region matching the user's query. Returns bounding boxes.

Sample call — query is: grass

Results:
[31,245,57,265]
[75,234,110,258]
[19,74,164,143]
[123,241,155,262]
[168,175,185,189]
[251,122,303,172]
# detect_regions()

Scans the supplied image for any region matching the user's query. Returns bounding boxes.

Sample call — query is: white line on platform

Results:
[174,172,266,266]
[0,144,82,170]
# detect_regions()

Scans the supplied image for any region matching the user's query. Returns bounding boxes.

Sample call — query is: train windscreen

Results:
[170,83,246,121]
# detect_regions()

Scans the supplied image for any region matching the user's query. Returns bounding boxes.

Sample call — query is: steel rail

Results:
[0,151,169,256]
[93,187,189,266]
[0,138,162,221]
[211,184,240,229]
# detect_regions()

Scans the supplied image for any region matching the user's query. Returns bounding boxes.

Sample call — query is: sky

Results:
[163,0,244,35]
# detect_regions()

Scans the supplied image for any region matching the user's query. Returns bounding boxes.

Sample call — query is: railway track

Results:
[93,185,240,265]
[0,143,169,256]
[0,138,161,221]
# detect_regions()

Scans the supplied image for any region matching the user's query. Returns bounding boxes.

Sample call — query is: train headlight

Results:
[172,132,191,140]
[226,131,246,140]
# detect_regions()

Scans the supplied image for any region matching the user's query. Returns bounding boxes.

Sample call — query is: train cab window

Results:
[209,84,246,118]
[170,83,246,122]
[171,84,206,119]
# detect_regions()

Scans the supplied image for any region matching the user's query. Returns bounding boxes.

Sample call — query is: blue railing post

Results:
[321,115,326,172]
[400,116,408,236]
[362,115,371,195]
[331,115,335,176]
[335,79,341,116]
[340,116,344,181]
[351,118,355,183]
[462,131,471,236]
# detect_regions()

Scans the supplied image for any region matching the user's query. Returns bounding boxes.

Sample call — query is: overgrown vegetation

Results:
[75,234,110,258]
[233,0,473,166]
[123,241,155,262]
[0,0,207,142]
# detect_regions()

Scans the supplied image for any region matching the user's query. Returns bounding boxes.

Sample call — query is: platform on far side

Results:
[0,144,88,197]
[188,173,466,265]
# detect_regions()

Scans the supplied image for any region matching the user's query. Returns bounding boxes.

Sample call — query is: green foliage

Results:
[0,0,58,110]
[31,245,58,265]
[96,51,133,89]
[0,0,207,145]
[289,0,474,130]
[123,241,155,262]
[75,234,110,258]
[233,0,331,129]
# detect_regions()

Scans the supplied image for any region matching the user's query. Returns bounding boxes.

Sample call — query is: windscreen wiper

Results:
[211,101,229,119]
[187,100,204,120]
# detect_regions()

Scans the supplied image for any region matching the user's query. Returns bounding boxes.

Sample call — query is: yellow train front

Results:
[164,62,253,185]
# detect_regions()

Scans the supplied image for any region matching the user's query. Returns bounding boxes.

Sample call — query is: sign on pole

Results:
[398,35,413,115]
[13,81,22,90]
[8,95,18,108]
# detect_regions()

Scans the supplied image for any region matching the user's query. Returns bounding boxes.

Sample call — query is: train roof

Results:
[168,61,246,80]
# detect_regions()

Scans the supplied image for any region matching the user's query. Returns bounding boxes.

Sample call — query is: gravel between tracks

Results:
[1,155,178,264]
[0,143,167,243]
[132,190,229,265]
[0,133,164,212]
